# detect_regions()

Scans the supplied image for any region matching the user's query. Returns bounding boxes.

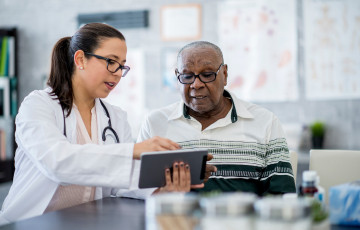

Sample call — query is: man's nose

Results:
[190,75,205,89]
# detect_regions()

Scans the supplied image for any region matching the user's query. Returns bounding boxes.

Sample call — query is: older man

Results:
[138,41,296,195]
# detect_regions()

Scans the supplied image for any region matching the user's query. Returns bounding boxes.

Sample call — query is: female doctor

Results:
[0,23,194,225]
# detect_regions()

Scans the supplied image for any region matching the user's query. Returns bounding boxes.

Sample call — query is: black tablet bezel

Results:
[138,148,208,188]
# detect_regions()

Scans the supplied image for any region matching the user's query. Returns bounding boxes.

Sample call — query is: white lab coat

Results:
[0,88,139,225]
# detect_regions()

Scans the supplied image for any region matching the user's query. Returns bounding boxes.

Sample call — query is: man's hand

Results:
[204,154,217,183]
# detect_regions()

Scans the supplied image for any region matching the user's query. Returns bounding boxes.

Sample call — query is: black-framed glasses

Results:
[85,52,130,77]
[176,64,224,84]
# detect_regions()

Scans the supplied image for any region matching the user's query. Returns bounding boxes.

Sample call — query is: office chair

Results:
[289,150,298,184]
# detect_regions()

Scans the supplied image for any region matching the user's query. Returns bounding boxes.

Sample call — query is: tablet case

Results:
[138,148,208,188]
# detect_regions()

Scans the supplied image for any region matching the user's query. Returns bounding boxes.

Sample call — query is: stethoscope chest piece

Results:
[62,99,120,143]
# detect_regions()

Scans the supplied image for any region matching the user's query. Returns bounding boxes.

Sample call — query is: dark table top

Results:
[1,197,145,230]
[1,197,358,230]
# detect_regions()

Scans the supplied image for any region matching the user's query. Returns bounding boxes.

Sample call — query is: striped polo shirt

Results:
[138,90,296,195]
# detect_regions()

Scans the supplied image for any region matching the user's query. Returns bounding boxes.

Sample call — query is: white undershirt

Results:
[44,105,98,213]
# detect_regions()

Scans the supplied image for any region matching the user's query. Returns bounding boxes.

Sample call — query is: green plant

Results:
[310,121,325,137]
[311,199,328,223]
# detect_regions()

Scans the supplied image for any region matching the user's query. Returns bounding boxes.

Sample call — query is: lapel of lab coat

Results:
[63,99,110,199]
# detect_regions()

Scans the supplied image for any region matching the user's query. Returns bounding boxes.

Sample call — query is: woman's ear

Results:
[74,50,86,70]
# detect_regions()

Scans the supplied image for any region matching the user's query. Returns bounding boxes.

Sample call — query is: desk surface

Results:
[1,197,357,230]
[1,198,145,230]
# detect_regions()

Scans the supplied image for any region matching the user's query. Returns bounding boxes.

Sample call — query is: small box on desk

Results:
[329,181,360,226]
[0,159,14,183]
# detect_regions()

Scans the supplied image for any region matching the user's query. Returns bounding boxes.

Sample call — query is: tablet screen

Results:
[138,148,208,188]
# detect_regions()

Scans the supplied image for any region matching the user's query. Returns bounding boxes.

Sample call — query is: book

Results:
[10,77,17,116]
[0,37,8,76]
[0,129,5,161]
[8,36,15,77]
[0,77,10,117]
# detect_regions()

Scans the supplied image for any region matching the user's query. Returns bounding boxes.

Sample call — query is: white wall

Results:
[0,0,359,149]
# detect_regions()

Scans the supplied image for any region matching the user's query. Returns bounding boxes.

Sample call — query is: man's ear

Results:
[223,64,228,86]
[74,50,86,70]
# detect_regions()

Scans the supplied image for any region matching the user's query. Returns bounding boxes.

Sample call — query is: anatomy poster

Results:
[218,0,298,102]
[304,0,360,100]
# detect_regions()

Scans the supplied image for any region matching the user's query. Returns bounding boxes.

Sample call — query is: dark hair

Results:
[177,41,224,64]
[47,23,126,116]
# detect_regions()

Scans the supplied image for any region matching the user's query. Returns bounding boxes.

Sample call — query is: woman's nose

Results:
[113,69,123,78]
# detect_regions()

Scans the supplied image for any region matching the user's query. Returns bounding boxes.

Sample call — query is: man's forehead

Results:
[182,46,216,57]
[179,47,220,67]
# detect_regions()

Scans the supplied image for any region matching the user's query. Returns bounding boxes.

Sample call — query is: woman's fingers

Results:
[175,162,191,192]
[156,162,192,193]
[151,136,180,151]
[159,138,181,150]
[185,164,191,191]
[133,137,181,159]
[191,183,204,189]
[172,162,179,188]
[179,162,186,188]
[170,162,191,192]
[165,168,172,187]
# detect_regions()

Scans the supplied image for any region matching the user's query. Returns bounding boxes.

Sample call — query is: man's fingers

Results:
[203,164,217,183]
[206,164,217,172]
[207,153,213,161]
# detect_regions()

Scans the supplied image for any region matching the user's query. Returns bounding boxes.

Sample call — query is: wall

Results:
[0,0,359,150]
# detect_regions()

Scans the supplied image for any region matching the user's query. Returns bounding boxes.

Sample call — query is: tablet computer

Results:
[138,148,208,189]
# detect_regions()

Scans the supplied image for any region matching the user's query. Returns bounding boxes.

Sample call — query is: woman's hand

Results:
[153,161,204,194]
[133,136,180,159]
[153,153,217,194]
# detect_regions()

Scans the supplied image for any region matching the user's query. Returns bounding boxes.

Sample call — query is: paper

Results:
[104,49,145,140]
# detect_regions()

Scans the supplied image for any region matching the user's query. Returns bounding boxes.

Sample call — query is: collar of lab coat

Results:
[44,87,115,145]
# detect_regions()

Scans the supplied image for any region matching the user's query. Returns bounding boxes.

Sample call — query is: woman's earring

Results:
[79,66,84,70]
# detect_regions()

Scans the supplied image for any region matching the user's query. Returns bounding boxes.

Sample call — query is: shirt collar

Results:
[169,90,254,122]
[227,90,254,120]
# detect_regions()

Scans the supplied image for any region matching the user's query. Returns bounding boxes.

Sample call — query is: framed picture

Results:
[160,4,202,41]
[0,77,10,117]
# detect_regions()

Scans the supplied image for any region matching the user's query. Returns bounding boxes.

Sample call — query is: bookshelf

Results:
[0,28,18,183]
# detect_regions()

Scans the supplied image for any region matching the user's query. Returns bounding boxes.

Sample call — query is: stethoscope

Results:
[62,99,120,143]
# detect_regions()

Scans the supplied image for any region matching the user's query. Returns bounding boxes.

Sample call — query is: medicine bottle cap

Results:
[200,192,256,216]
[255,197,311,221]
[146,193,199,215]
[302,171,317,182]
